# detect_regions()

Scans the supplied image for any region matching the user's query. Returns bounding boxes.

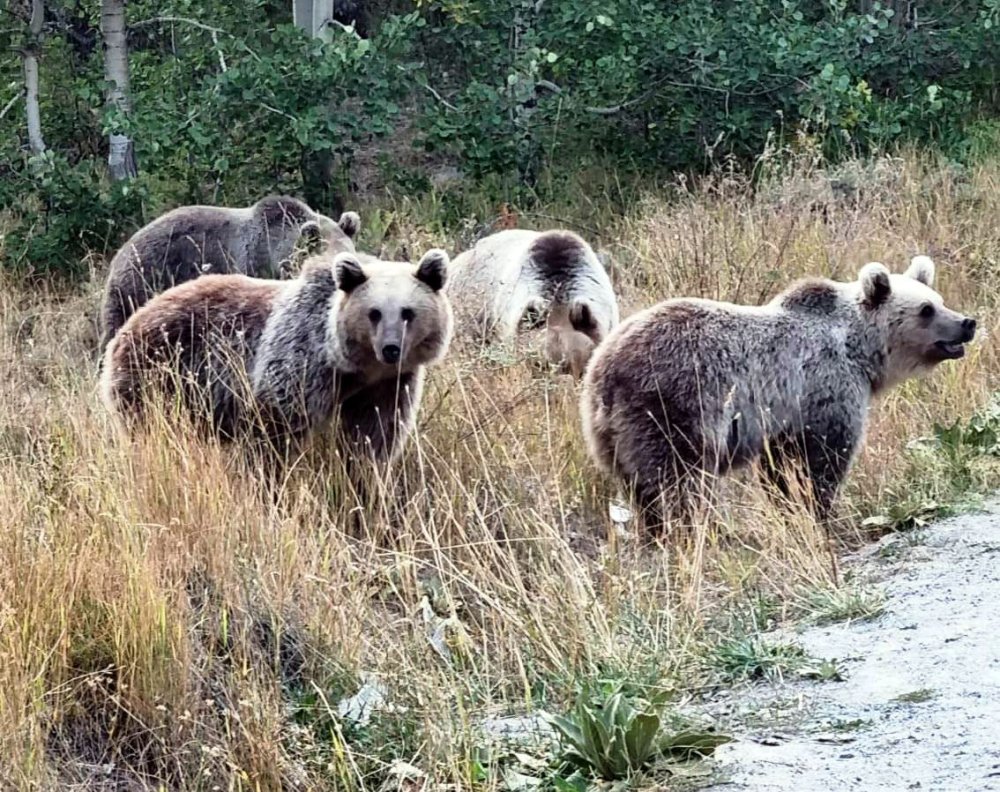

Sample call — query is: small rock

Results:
[479,712,557,745]
[337,673,389,726]
[609,501,633,525]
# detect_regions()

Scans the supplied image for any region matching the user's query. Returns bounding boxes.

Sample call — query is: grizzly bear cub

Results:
[100,249,452,466]
[98,195,360,351]
[581,256,976,530]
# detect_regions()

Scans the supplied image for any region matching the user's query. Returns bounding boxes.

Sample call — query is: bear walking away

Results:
[98,195,361,351]
[447,229,619,377]
[581,256,976,531]
[100,248,452,467]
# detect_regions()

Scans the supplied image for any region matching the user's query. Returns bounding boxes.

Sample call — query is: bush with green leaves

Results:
[0,152,147,278]
[1,0,415,273]
[6,0,1000,275]
[414,0,1000,184]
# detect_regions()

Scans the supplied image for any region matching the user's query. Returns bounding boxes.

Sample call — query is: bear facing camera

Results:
[98,195,361,352]
[581,255,976,533]
[100,248,453,469]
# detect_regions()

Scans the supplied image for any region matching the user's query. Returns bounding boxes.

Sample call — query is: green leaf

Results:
[660,731,733,761]
[624,711,660,765]
[552,772,589,792]
[550,714,587,751]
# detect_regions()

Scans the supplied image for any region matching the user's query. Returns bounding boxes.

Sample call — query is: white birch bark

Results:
[24,0,46,154]
[101,0,137,180]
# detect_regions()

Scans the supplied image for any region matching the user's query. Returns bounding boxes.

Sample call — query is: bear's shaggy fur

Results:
[447,229,619,377]
[581,256,976,530]
[98,195,361,351]
[100,248,452,464]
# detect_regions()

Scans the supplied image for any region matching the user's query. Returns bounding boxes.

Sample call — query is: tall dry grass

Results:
[2,151,1000,789]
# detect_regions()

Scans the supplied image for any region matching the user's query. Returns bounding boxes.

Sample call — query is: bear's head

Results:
[333,249,453,374]
[299,211,360,259]
[542,299,608,379]
[254,195,360,277]
[859,255,976,390]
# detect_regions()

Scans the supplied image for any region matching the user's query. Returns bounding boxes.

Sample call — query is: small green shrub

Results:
[0,152,147,276]
[548,683,729,782]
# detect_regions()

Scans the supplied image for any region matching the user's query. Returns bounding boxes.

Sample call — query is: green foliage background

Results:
[3,0,1000,273]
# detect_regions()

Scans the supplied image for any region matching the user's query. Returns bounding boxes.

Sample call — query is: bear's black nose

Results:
[962,317,977,341]
[382,344,401,364]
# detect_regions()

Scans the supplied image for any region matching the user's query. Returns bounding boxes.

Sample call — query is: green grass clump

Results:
[802,584,887,626]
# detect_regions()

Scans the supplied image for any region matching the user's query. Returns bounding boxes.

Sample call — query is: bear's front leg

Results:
[793,414,864,523]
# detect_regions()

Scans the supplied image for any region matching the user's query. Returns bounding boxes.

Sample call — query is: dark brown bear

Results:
[98,195,360,351]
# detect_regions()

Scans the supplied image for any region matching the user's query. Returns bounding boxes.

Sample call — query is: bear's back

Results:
[99,205,267,351]
[114,205,256,285]
[102,273,283,436]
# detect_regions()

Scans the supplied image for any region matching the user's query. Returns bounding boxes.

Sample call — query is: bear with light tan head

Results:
[581,255,976,532]
[100,248,452,466]
[98,195,361,351]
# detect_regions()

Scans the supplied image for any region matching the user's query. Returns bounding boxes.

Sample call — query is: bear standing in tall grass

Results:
[581,256,977,531]
[100,249,452,465]
[447,229,619,377]
[98,195,361,351]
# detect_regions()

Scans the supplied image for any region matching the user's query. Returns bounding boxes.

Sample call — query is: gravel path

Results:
[702,501,1000,792]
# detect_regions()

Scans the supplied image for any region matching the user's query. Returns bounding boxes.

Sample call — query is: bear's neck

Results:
[850,306,890,394]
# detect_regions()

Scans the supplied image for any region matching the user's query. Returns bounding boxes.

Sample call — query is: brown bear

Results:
[100,248,452,465]
[98,195,361,351]
[581,256,976,530]
[446,229,619,377]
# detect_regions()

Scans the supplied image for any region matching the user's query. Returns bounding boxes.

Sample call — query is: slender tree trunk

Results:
[101,0,136,180]
[860,0,914,28]
[24,0,46,154]
[293,0,345,212]
[293,0,313,32]
[890,0,914,29]
[293,0,334,37]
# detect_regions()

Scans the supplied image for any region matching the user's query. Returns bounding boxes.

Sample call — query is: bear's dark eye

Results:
[401,308,415,323]
[369,309,382,324]
[920,303,935,319]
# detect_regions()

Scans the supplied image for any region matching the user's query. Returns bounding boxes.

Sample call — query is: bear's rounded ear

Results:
[416,248,449,292]
[905,255,935,287]
[338,211,361,239]
[299,221,325,255]
[570,299,604,343]
[335,253,367,293]
[859,262,892,307]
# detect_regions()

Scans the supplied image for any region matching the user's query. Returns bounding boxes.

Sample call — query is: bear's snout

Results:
[928,314,976,362]
[381,344,401,364]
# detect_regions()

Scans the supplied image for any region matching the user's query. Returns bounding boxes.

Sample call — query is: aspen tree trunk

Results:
[293,0,334,37]
[859,0,914,28]
[24,0,46,154]
[293,0,342,212]
[510,0,541,188]
[101,0,137,180]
